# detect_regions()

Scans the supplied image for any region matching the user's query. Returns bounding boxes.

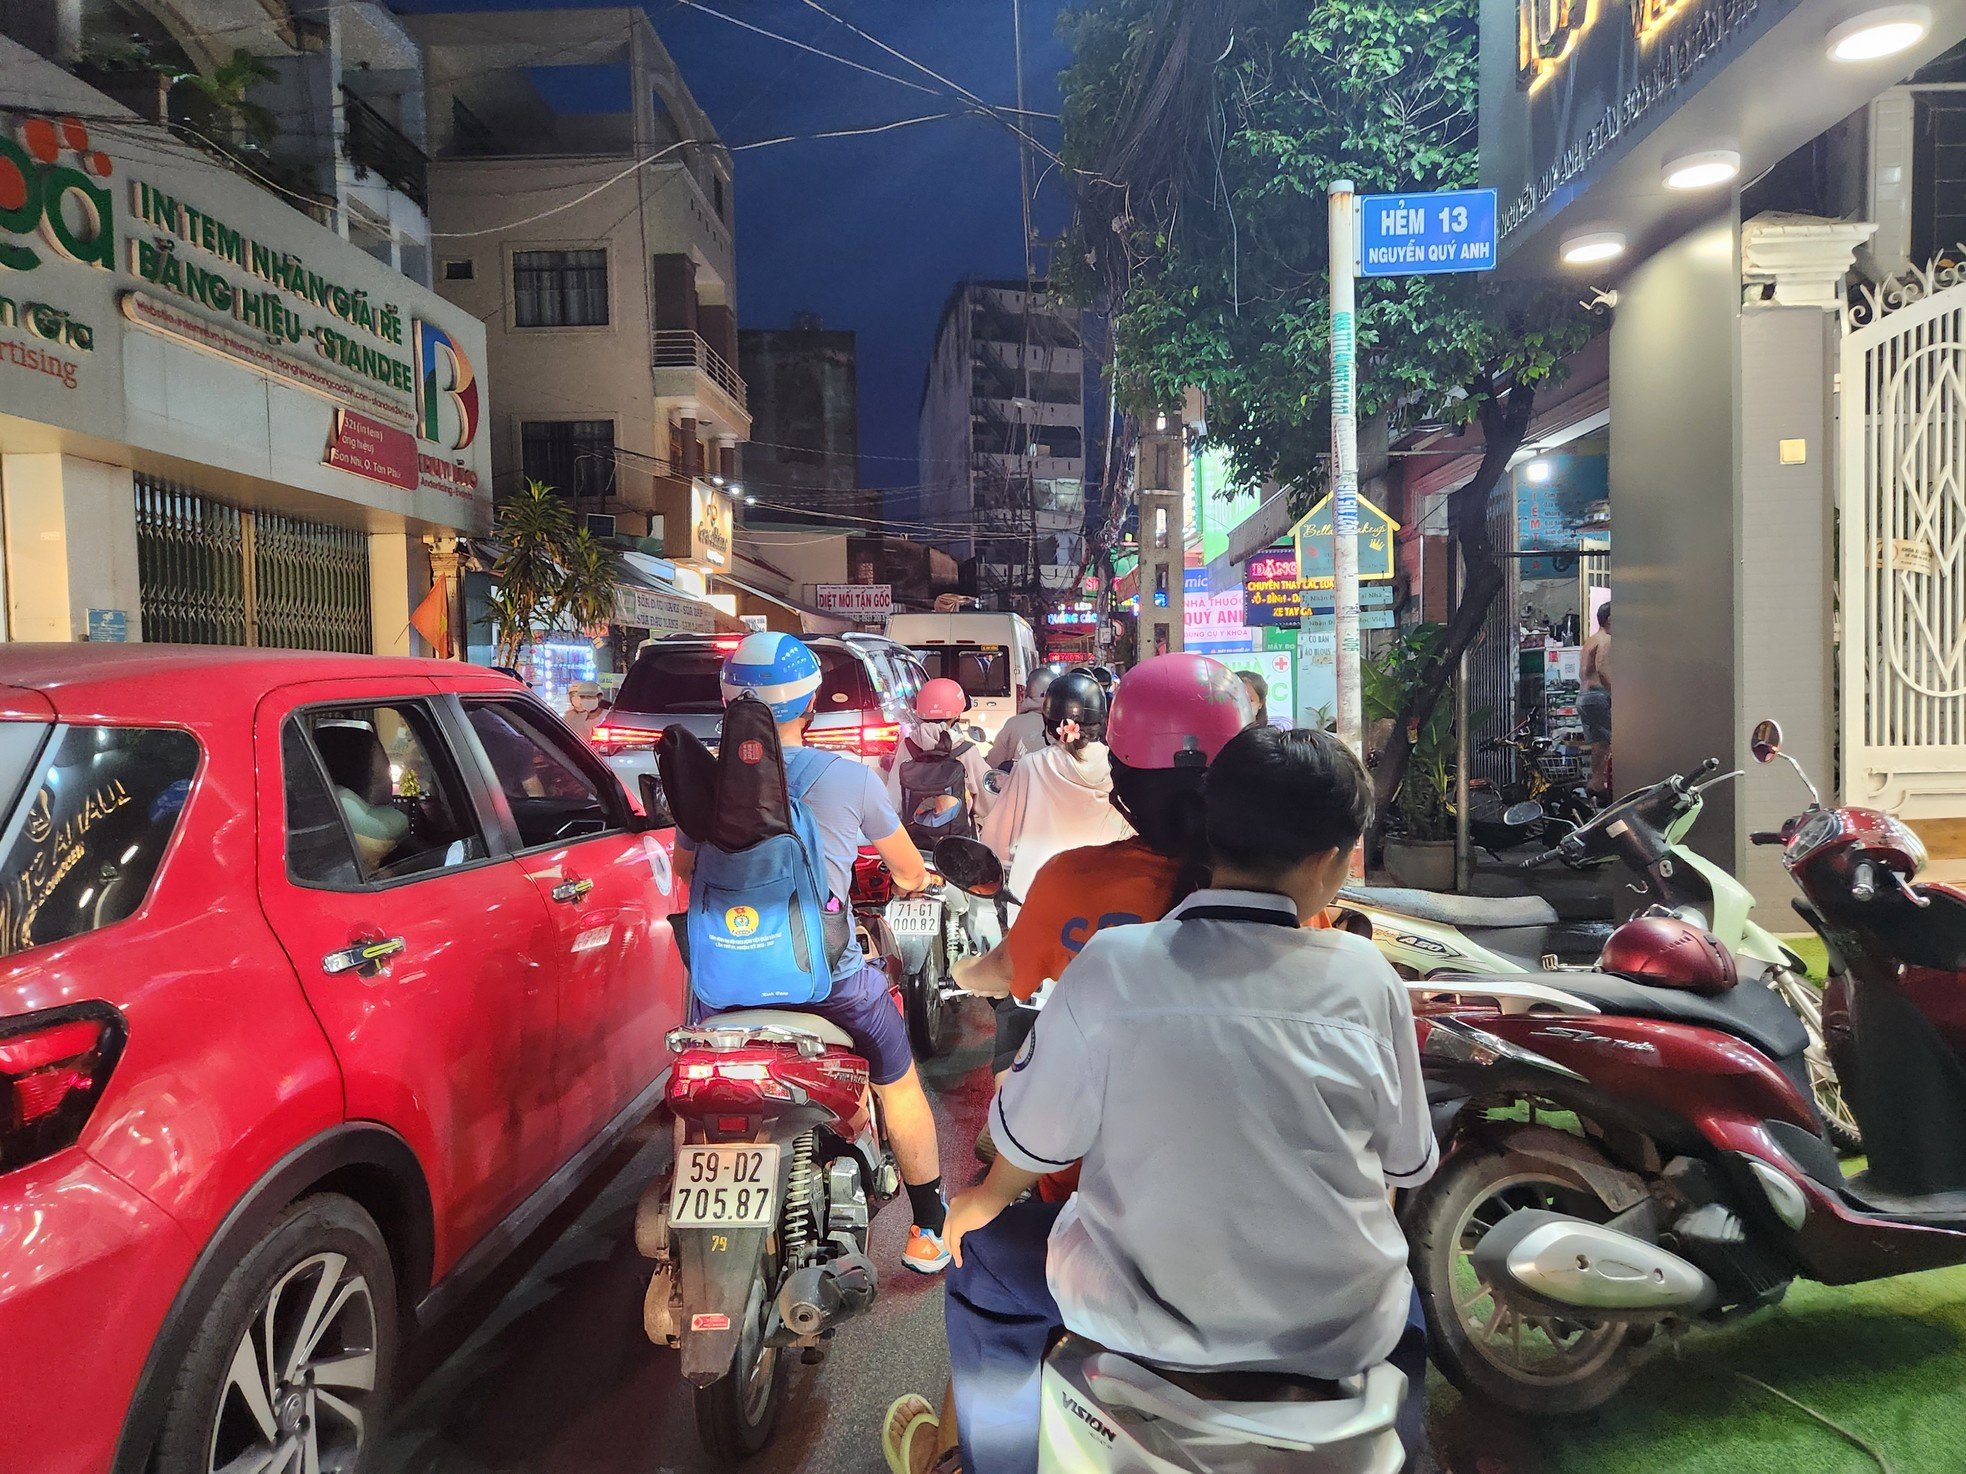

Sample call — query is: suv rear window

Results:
[916,644,1012,699]
[617,642,872,715]
[0,724,200,957]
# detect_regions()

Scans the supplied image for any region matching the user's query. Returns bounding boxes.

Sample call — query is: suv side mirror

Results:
[638,771,674,830]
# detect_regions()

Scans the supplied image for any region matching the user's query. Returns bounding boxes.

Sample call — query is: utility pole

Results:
[1012,0,1040,624]
[1329,180,1364,876]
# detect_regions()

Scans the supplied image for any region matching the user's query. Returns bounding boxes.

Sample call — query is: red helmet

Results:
[915,677,967,721]
[1106,653,1253,770]
[1598,915,1738,996]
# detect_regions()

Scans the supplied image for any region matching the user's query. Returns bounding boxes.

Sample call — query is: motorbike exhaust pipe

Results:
[1470,1210,1718,1321]
[776,1247,879,1337]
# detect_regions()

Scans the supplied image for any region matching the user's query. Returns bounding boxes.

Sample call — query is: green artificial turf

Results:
[1429,1265,1966,1472]
[1782,932,1831,982]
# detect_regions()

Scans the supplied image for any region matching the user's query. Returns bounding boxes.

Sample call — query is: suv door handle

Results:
[551,877,595,905]
[323,937,406,976]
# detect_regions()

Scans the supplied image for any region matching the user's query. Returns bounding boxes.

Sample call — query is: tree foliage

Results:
[1057,0,1595,844]
[488,480,623,666]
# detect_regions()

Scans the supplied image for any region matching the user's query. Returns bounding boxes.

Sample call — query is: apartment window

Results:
[521,420,616,500]
[442,259,475,281]
[713,174,728,223]
[513,249,609,328]
[1912,92,1966,266]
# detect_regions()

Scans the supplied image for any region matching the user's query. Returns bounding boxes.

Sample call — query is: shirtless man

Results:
[1579,602,1612,799]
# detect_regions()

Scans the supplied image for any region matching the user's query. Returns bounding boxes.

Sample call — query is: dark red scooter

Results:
[1406,719,1966,1416]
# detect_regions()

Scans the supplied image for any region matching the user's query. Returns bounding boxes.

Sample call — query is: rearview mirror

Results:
[638,771,675,830]
[1503,800,1546,828]
[934,836,1005,898]
[1750,720,1784,765]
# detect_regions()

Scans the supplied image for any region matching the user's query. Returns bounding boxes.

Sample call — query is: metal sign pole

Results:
[1328,180,1363,761]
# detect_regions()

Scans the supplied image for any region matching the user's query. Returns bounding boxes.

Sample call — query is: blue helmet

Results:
[720,632,823,723]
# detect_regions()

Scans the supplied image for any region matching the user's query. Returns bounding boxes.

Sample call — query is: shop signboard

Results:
[614,582,716,637]
[690,485,734,568]
[1211,648,1296,731]
[1483,0,1785,251]
[1294,492,1398,589]
[86,608,128,642]
[0,87,491,530]
[815,584,894,619]
[1297,624,1337,728]
[1183,568,1251,651]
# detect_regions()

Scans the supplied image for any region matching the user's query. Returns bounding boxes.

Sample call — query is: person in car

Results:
[904,725,1436,1474]
[314,721,410,871]
[673,632,955,1274]
[986,663,1067,770]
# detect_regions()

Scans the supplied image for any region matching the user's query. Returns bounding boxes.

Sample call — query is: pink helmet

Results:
[915,677,968,721]
[1106,654,1253,769]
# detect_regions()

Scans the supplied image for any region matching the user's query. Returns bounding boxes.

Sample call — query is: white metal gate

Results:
[1839,258,1966,816]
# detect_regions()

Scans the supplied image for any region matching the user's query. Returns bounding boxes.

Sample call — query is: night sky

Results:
[395,0,1074,494]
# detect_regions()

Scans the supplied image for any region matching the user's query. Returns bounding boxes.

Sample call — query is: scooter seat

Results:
[1547,971,1810,1064]
[695,1008,855,1048]
[1340,884,1559,929]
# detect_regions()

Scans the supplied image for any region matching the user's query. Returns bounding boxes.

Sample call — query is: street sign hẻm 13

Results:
[1359,190,1498,277]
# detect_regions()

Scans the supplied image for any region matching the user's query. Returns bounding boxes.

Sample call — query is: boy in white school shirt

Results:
[922,725,1437,1474]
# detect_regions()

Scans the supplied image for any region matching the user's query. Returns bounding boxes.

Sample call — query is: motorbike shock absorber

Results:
[782,1130,819,1263]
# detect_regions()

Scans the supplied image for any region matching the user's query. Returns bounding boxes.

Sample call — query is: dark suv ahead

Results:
[595,634,928,784]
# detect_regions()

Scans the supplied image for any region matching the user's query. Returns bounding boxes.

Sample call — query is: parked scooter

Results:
[1403,719,1966,1417]
[639,1012,900,1457]
[1343,757,1861,1150]
[850,847,979,1059]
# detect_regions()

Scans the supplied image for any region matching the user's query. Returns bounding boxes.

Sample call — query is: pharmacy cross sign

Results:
[1359,189,1498,277]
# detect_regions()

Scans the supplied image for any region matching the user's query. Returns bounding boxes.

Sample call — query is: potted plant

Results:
[1364,625,1457,890]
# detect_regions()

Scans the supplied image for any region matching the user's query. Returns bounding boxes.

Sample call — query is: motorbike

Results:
[851,845,987,1059]
[638,1009,901,1457]
[1343,756,1861,1151]
[1402,719,1966,1417]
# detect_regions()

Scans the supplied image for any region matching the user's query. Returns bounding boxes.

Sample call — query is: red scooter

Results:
[1406,718,1966,1416]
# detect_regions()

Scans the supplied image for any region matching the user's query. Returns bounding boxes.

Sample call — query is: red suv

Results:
[0,648,687,1474]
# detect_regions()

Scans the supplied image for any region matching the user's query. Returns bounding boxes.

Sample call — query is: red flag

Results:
[410,581,451,658]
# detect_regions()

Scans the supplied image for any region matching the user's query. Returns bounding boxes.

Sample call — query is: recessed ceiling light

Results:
[1561,230,1626,266]
[1827,5,1931,62]
[1663,148,1742,190]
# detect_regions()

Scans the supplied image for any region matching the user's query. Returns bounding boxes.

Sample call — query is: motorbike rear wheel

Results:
[693,1262,787,1459]
[1410,1145,1639,1418]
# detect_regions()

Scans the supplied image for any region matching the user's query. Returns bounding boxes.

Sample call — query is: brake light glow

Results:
[591,724,659,750]
[713,637,744,651]
[810,718,902,758]
[1,1003,125,1174]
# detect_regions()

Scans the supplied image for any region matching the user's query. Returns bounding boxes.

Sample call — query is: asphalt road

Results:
[375,1003,999,1474]
[374,1000,1459,1474]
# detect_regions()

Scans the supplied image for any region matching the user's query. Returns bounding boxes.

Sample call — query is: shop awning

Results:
[717,575,852,636]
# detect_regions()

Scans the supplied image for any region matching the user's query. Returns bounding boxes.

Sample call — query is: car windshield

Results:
[616,642,871,715]
[915,644,1011,699]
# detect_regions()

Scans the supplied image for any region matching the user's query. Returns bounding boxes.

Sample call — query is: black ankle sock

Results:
[907,1177,946,1233]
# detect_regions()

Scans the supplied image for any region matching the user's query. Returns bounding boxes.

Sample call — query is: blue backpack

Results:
[662,699,845,1009]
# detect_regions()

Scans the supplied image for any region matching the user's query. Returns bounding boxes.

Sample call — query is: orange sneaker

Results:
[903,1224,952,1274]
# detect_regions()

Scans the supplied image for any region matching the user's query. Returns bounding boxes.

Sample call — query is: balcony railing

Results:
[654,330,749,415]
[341,88,429,209]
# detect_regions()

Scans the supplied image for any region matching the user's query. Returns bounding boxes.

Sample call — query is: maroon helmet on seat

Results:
[1599,914,1739,996]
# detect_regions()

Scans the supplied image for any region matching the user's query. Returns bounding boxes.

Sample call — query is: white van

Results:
[886,611,1040,742]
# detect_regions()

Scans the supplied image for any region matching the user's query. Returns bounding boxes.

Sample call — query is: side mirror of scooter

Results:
[933,836,1012,902]
[1750,719,1784,764]
[984,770,1004,795]
[1503,800,1546,829]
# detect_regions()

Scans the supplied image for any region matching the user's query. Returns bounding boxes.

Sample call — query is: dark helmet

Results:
[1599,914,1738,996]
[1044,668,1109,742]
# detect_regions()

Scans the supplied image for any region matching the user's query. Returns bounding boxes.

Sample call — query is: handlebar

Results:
[1750,831,1787,847]
[1514,847,1566,870]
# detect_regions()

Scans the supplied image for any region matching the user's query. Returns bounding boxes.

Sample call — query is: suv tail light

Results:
[591,723,659,754]
[809,717,902,759]
[1,1003,126,1174]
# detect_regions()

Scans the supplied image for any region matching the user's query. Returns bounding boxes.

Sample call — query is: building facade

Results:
[740,312,866,526]
[0,13,489,653]
[1480,0,1966,896]
[917,280,1086,610]
[413,7,744,607]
